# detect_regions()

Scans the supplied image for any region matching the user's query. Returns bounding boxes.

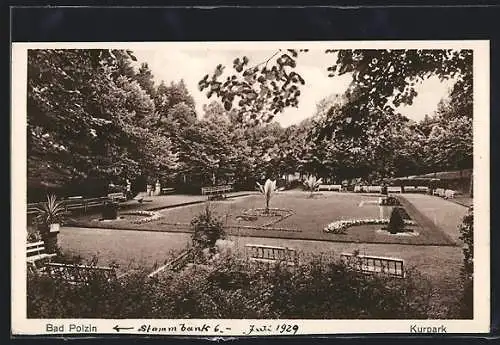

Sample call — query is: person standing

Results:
[126,179,132,199]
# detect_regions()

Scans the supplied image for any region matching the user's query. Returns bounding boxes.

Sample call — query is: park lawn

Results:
[59,227,464,318]
[68,191,457,246]
[59,227,192,275]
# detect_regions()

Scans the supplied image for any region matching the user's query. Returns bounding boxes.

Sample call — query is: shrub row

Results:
[28,254,438,319]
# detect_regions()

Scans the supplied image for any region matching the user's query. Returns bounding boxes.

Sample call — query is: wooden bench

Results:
[82,197,109,210]
[201,185,232,198]
[26,241,57,271]
[366,186,382,193]
[245,244,298,266]
[433,188,445,197]
[107,192,127,202]
[318,184,342,192]
[415,186,429,193]
[44,262,117,285]
[444,189,456,199]
[161,187,175,195]
[63,196,85,212]
[387,186,402,193]
[340,252,405,278]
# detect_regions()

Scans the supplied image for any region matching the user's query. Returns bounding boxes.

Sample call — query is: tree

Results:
[134,62,156,98]
[28,49,132,185]
[155,79,196,123]
[198,49,308,125]
[311,49,472,180]
[111,76,179,181]
[27,49,178,194]
[200,48,471,128]
[326,49,472,110]
[202,101,231,124]
[198,48,472,183]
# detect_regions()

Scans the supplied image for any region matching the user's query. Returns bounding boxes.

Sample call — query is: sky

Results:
[133,48,455,127]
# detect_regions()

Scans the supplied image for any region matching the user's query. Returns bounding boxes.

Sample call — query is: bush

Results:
[380,196,401,206]
[101,201,119,220]
[191,204,225,251]
[27,254,437,319]
[27,232,42,243]
[386,207,405,234]
[458,206,474,318]
[459,207,473,280]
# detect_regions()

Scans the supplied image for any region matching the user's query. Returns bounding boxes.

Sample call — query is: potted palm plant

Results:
[34,194,66,253]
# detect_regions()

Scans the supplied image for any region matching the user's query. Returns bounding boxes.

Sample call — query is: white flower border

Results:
[122,210,162,224]
[324,218,415,234]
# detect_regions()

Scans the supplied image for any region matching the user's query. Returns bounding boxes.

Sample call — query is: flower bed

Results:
[242,208,292,217]
[121,210,162,224]
[240,208,295,227]
[324,218,416,234]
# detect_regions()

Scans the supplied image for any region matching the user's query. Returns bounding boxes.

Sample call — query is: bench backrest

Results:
[201,185,232,195]
[444,189,456,198]
[245,244,298,265]
[434,188,445,196]
[318,184,342,191]
[340,253,405,278]
[387,186,401,193]
[367,186,382,193]
[45,262,117,284]
[26,241,46,257]
[108,192,126,199]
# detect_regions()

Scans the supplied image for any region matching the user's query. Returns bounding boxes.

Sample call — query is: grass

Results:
[49,191,468,318]
[58,227,464,318]
[58,227,192,275]
[68,192,457,246]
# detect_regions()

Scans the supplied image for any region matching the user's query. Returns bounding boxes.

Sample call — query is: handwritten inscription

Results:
[138,323,231,334]
[244,324,299,335]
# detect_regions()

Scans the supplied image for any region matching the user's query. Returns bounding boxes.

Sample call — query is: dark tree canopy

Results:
[27,49,177,192]
[27,47,473,198]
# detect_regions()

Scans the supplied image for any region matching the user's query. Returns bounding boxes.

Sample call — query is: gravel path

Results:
[399,193,469,244]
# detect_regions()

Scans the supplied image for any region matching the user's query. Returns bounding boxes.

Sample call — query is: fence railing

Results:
[27,196,110,216]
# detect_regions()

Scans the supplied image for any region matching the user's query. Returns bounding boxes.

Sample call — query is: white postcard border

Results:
[11,40,490,335]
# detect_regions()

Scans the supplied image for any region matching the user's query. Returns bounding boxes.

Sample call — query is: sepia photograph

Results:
[11,41,489,335]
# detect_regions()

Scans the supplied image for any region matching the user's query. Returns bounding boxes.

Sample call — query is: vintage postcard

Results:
[11,40,490,336]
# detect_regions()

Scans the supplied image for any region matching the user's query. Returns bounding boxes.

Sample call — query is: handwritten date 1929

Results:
[245,324,299,335]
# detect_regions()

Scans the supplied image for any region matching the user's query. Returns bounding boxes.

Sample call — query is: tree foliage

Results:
[28,47,473,198]
[27,49,178,193]
[198,49,308,125]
